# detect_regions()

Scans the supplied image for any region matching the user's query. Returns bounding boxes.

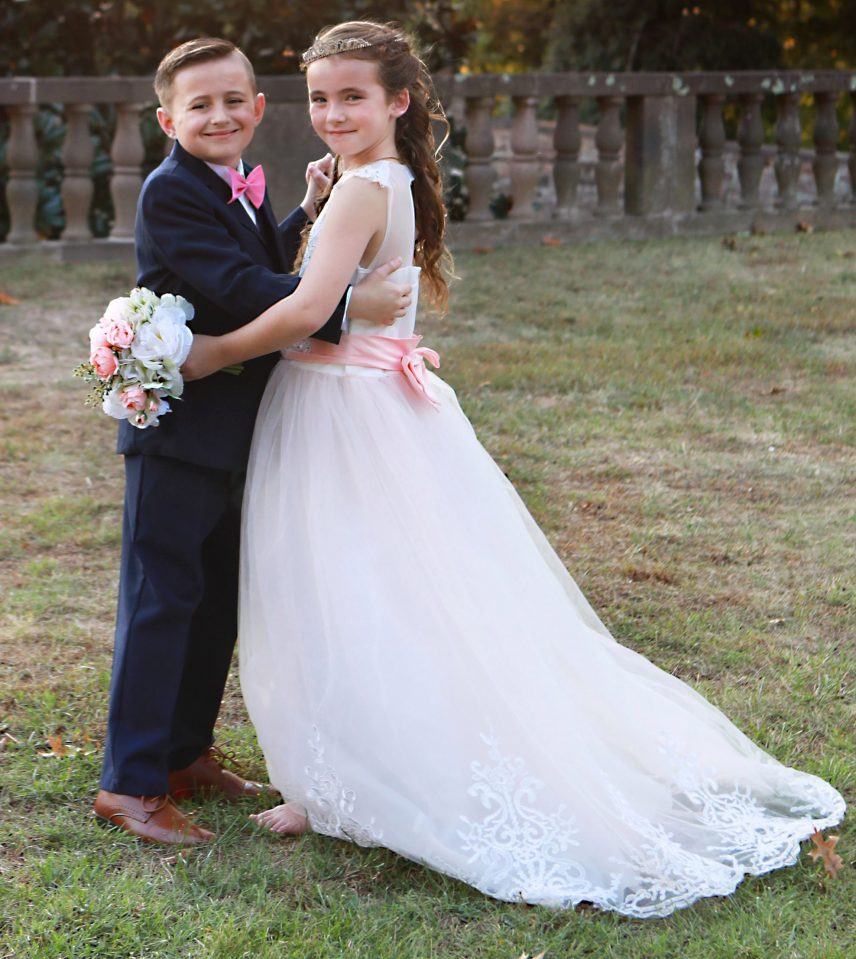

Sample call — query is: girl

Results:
[183,21,844,918]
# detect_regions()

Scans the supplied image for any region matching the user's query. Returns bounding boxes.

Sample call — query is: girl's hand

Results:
[181,334,228,382]
[300,153,334,219]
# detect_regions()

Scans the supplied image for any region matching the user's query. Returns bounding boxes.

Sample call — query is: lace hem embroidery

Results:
[303,727,383,847]
[453,730,845,918]
[295,724,844,918]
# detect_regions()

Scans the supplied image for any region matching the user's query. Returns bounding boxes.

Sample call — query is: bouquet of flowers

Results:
[74,287,194,429]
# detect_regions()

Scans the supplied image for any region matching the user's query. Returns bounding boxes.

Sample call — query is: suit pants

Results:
[100,453,244,795]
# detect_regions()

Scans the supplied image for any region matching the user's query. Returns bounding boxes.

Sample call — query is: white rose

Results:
[100,296,135,330]
[130,310,193,368]
[158,292,195,324]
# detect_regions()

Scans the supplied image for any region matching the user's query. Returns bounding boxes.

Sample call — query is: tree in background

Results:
[0,0,475,77]
[461,0,555,72]
[545,0,856,73]
[546,1,782,72]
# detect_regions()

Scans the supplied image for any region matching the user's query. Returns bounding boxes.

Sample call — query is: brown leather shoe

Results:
[94,790,214,845]
[168,746,271,801]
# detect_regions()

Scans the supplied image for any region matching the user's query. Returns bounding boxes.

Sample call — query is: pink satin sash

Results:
[286,334,441,409]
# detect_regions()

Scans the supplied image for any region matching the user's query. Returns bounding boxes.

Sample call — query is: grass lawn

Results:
[0,230,853,958]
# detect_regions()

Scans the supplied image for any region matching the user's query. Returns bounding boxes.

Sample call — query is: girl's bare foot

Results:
[250,802,309,835]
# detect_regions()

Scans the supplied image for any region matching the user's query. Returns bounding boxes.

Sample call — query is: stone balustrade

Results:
[1,70,855,257]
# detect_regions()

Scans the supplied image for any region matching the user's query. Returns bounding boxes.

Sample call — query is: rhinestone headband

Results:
[302,37,381,65]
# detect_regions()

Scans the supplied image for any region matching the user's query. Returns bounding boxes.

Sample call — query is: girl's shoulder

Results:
[337,159,414,191]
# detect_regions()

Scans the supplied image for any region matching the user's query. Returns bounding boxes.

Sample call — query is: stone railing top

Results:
[434,70,856,98]
[2,70,856,107]
[0,76,156,104]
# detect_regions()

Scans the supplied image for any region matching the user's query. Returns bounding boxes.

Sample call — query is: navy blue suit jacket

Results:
[118,141,343,471]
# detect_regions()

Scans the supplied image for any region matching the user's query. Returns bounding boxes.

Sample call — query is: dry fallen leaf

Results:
[808,830,844,880]
[39,734,68,757]
[541,235,562,247]
[0,291,21,305]
[37,733,93,758]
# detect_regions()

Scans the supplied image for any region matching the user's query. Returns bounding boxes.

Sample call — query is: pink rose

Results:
[89,324,110,351]
[90,345,118,379]
[104,316,135,349]
[120,386,147,411]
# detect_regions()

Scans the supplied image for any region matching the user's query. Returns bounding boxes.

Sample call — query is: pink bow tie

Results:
[226,165,265,208]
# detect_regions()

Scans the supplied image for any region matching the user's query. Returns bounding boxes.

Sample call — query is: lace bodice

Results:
[301,159,421,339]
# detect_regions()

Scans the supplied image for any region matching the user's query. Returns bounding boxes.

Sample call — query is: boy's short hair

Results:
[154,38,256,105]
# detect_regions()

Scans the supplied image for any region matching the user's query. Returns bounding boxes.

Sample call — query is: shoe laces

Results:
[206,745,248,777]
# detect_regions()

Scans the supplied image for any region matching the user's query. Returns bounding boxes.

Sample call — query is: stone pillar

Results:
[509,95,539,219]
[594,95,623,216]
[698,93,726,211]
[737,93,764,209]
[61,103,95,241]
[850,92,856,205]
[812,91,838,210]
[624,94,696,216]
[464,95,496,221]
[111,102,145,238]
[553,95,581,219]
[774,91,801,210]
[5,104,39,243]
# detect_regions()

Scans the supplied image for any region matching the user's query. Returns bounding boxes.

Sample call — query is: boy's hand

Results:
[300,153,334,219]
[348,257,411,325]
[182,334,227,382]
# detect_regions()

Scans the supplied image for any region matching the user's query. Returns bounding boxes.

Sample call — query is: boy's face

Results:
[157,52,264,168]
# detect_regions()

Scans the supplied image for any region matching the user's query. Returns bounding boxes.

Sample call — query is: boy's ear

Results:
[156,106,177,139]
[253,92,265,126]
[390,89,410,118]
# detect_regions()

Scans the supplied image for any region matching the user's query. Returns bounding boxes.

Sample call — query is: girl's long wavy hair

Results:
[297,21,452,313]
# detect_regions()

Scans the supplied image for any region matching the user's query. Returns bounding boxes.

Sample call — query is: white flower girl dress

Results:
[238,159,844,918]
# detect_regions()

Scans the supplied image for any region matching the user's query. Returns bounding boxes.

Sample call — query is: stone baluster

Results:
[463,95,496,221]
[812,90,838,209]
[509,95,539,219]
[594,95,623,216]
[5,105,39,243]
[61,103,95,241]
[553,95,581,219]
[698,94,726,211]
[774,91,801,210]
[111,102,145,238]
[850,92,856,205]
[737,93,764,209]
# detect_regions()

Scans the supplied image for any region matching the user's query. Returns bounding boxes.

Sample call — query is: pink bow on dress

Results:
[401,344,441,409]
[285,334,443,410]
[226,165,266,208]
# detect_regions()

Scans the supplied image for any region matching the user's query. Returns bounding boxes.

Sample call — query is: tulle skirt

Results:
[239,358,845,918]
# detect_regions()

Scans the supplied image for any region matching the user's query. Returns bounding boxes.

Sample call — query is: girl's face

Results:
[306,55,409,169]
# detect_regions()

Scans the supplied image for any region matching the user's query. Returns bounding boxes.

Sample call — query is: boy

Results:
[94,37,408,845]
